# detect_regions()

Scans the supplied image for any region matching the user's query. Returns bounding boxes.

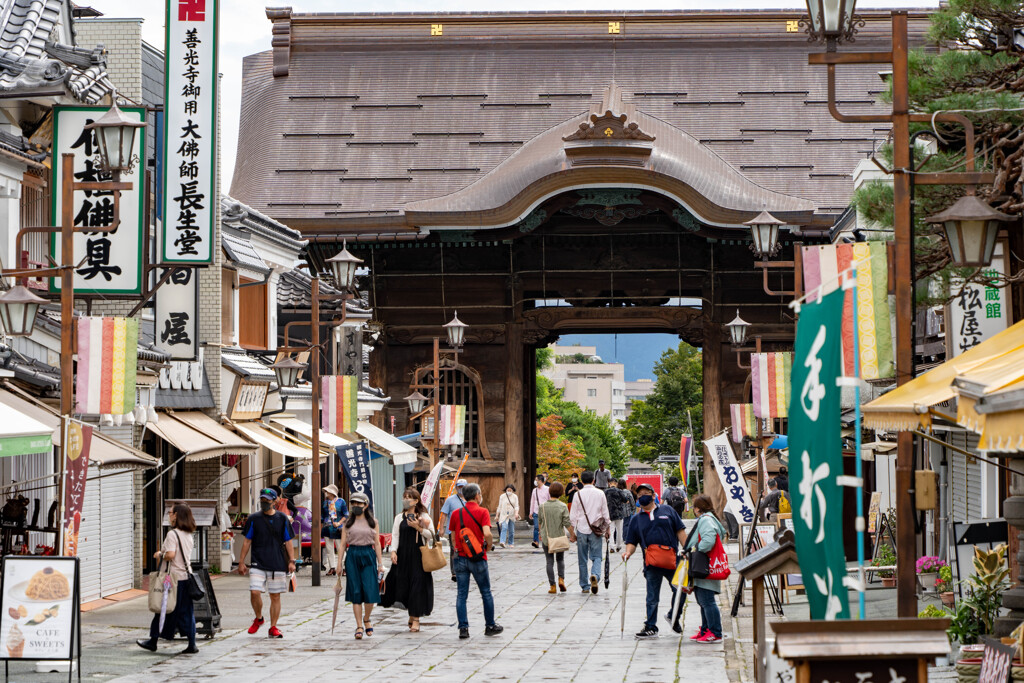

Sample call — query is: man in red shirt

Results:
[448,483,503,640]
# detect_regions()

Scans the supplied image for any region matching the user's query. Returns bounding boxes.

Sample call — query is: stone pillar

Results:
[504,323,523,483]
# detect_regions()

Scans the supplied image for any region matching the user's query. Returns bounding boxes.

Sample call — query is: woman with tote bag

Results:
[137,503,199,654]
[382,487,435,632]
[495,484,520,548]
[538,482,575,594]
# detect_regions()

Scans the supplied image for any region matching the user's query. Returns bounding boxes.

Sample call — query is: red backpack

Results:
[457,507,487,562]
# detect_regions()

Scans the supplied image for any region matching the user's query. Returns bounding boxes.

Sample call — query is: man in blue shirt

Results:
[438,479,468,582]
[622,482,687,639]
[239,488,295,638]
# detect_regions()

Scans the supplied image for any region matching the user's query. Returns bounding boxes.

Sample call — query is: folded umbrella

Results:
[620,557,628,639]
[331,574,343,634]
[604,538,610,589]
[158,574,173,633]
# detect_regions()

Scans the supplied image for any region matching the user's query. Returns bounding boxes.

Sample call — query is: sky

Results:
[88,0,940,185]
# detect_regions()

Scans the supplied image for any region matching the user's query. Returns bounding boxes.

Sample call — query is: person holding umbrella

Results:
[136,503,199,654]
[621,482,687,639]
[340,491,383,640]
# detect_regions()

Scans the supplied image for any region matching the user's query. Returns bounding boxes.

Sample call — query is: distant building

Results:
[624,379,655,420]
[542,344,626,426]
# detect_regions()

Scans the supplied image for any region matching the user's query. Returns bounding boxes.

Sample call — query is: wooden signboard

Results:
[978,638,1014,683]
[228,377,269,421]
[776,514,803,599]
[808,659,917,682]
[867,491,881,534]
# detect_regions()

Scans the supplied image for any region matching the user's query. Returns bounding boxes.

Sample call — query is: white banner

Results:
[948,242,1008,357]
[704,432,756,525]
[51,106,146,294]
[420,460,445,510]
[162,0,218,263]
[155,267,198,360]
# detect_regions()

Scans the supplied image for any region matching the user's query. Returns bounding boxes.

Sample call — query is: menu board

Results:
[0,556,78,661]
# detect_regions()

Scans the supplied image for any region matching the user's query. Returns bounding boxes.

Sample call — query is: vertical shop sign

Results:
[61,422,93,557]
[948,243,1008,356]
[163,0,219,263]
[336,442,373,510]
[51,106,146,294]
[155,267,198,360]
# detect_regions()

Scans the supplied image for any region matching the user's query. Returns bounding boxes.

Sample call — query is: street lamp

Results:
[404,390,428,415]
[803,0,861,46]
[0,285,47,337]
[270,356,306,389]
[726,309,751,348]
[444,312,468,348]
[325,244,362,290]
[83,97,146,176]
[926,194,1015,268]
[744,210,785,259]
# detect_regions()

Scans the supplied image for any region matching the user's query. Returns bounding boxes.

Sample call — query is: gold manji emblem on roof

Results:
[608,21,621,34]
[786,20,800,32]
[431,24,443,36]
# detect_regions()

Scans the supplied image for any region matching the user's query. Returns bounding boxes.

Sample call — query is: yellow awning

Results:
[269,416,350,449]
[149,411,258,461]
[863,319,1024,432]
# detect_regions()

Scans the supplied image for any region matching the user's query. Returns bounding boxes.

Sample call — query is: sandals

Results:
[410,618,420,632]
[364,620,374,636]
[354,628,363,640]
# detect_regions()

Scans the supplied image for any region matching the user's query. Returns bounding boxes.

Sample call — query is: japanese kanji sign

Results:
[163,0,218,263]
[155,267,198,360]
[51,106,146,294]
[336,441,373,511]
[704,432,756,525]
[948,242,1008,357]
[788,287,850,621]
[61,421,93,557]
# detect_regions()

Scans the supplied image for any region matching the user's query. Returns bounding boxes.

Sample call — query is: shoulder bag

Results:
[148,558,178,614]
[542,503,570,553]
[578,493,610,538]
[457,507,487,562]
[418,518,447,572]
[638,511,677,571]
[174,530,206,601]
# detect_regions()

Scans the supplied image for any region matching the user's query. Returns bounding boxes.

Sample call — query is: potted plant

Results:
[935,565,955,607]
[954,545,1011,680]
[872,544,897,587]
[916,555,947,592]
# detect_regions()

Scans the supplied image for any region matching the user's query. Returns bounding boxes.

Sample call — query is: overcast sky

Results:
[88,1,940,184]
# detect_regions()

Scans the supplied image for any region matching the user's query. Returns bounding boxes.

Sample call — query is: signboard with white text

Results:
[51,106,146,294]
[162,0,219,263]
[948,242,1009,357]
[705,433,755,524]
[154,267,198,360]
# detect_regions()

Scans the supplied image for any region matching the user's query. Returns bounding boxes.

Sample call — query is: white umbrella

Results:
[158,574,173,632]
[620,557,628,639]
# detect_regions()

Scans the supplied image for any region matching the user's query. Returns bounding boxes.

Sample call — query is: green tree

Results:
[535,374,627,475]
[621,341,703,466]
[852,0,1023,295]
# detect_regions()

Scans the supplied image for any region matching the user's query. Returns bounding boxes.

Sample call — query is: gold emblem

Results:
[786,20,799,32]
[608,21,621,34]
[603,128,614,137]
[431,24,443,36]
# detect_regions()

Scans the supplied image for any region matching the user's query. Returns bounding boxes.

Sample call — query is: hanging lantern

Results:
[744,210,786,259]
[405,390,428,414]
[83,97,146,175]
[444,312,468,348]
[325,244,363,290]
[803,0,861,45]
[926,195,1015,268]
[270,357,306,389]
[0,285,47,337]
[726,310,751,348]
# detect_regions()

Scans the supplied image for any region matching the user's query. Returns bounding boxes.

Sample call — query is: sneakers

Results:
[548,584,557,594]
[697,632,723,644]
[635,626,659,639]
[459,628,470,640]
[268,626,283,638]
[247,617,265,634]
[590,574,599,594]
[484,624,504,636]
[690,628,708,641]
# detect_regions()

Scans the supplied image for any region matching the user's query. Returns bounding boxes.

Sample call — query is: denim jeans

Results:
[454,555,496,629]
[643,565,678,631]
[694,586,722,638]
[576,532,603,589]
[499,520,515,546]
[532,513,540,543]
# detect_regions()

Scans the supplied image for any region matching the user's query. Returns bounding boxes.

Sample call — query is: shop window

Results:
[238,277,268,349]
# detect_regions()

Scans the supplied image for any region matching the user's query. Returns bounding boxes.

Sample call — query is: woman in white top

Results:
[496,484,520,548]
[137,503,198,654]
[381,488,434,632]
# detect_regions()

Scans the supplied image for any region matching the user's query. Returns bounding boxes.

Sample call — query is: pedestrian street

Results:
[96,540,730,683]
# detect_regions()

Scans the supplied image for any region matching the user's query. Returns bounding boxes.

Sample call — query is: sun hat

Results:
[322,484,339,497]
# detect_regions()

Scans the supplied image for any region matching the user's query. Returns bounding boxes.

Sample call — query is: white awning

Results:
[269,416,350,448]
[234,421,312,461]
[355,421,417,466]
[149,411,257,461]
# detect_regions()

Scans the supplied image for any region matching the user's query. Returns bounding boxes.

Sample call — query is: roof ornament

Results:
[562,81,655,142]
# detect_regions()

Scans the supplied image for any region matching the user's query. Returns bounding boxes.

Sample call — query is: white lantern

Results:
[744,210,786,259]
[325,244,363,290]
[83,98,146,175]
[926,195,1015,268]
[444,312,468,348]
[726,310,751,348]
[804,0,860,44]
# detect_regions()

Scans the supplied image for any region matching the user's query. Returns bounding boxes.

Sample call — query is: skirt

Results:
[345,545,381,605]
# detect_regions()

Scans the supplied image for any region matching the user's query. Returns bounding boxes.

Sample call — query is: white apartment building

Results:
[543,344,627,425]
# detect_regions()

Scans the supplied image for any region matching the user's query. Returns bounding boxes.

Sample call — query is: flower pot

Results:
[941,591,956,608]
[918,571,938,591]
[881,576,896,587]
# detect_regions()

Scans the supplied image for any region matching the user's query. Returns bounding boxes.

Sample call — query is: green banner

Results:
[0,434,52,458]
[788,288,850,620]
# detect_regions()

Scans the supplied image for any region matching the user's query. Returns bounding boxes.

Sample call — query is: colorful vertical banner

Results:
[679,434,693,488]
[75,317,138,416]
[704,432,755,524]
[438,405,466,446]
[61,422,93,556]
[163,0,219,263]
[788,287,850,621]
[802,242,893,379]
[751,352,792,419]
[336,441,373,510]
[730,403,756,443]
[321,375,358,435]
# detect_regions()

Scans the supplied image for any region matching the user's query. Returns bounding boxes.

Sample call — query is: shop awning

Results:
[269,416,350,449]
[0,401,53,457]
[149,411,258,461]
[954,360,1024,453]
[863,319,1024,432]
[234,421,312,461]
[0,385,158,469]
[354,421,418,466]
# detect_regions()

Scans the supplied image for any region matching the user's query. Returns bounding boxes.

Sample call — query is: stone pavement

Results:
[5,529,734,683]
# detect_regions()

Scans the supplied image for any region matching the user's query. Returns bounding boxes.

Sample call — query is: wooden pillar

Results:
[753,578,766,683]
[504,323,524,483]
[523,344,537,497]
[702,309,727,514]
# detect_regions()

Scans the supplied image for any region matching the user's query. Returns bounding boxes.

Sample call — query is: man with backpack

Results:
[238,488,296,639]
[449,483,504,640]
[663,476,688,517]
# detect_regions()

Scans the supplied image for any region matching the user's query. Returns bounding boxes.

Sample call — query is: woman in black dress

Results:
[382,487,434,631]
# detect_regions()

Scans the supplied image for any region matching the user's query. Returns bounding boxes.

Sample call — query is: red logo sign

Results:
[178,0,205,21]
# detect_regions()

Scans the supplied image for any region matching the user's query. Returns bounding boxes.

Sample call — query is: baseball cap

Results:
[350,491,370,506]
[259,488,278,501]
[635,482,655,494]
[456,479,467,488]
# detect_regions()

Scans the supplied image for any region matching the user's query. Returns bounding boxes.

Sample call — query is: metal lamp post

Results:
[0,97,143,556]
[275,247,363,587]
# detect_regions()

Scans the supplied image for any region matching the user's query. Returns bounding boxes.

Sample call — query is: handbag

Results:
[547,535,570,553]
[578,494,610,538]
[638,510,677,571]
[419,529,447,572]
[706,533,731,581]
[148,560,178,614]
[174,531,205,601]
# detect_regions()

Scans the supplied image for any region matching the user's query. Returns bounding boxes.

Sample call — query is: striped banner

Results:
[730,403,756,443]
[438,404,466,446]
[802,242,893,379]
[751,352,793,419]
[75,317,138,416]
[321,375,358,435]
[679,434,694,489]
